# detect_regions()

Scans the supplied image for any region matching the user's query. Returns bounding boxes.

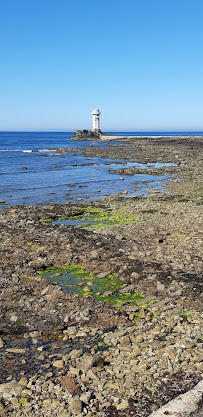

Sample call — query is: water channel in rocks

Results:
[0,333,107,383]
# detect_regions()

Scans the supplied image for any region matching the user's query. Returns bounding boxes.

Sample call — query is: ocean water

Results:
[0,131,201,208]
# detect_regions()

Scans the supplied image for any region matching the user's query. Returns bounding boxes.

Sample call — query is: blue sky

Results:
[0,0,203,131]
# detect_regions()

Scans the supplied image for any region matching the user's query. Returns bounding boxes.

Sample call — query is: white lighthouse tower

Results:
[92,109,101,133]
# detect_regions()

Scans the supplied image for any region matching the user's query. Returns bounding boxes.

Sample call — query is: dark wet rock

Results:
[72,129,101,140]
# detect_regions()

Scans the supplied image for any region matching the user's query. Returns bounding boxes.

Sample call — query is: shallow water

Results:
[0,132,179,208]
[53,218,97,227]
[52,207,140,228]
[40,266,144,308]
[0,333,105,383]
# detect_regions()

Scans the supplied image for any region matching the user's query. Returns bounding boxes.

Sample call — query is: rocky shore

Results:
[0,136,202,416]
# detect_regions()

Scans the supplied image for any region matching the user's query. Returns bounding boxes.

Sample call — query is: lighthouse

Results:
[92,109,101,132]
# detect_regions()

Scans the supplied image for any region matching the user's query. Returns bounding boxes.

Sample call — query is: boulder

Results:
[149,379,203,417]
[0,380,23,399]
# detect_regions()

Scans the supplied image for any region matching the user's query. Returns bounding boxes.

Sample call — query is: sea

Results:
[0,131,202,208]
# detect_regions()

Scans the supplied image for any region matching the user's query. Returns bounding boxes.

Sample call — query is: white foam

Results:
[40,149,56,153]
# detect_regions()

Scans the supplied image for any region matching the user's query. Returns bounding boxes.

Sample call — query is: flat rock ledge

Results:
[149,379,203,417]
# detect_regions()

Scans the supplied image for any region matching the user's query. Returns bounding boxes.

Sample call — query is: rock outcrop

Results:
[72,129,101,140]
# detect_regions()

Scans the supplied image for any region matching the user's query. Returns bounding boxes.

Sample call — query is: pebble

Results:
[69,349,83,359]
[116,399,129,410]
[6,348,27,354]
[69,398,83,414]
[52,359,64,368]
[120,336,131,346]
[58,375,78,394]
[10,315,18,322]
[18,377,27,387]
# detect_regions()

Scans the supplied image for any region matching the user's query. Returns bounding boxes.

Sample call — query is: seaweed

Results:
[52,207,141,229]
[38,265,144,310]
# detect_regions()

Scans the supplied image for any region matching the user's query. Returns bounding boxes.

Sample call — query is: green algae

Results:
[19,276,34,280]
[40,218,52,224]
[180,311,191,317]
[26,242,44,251]
[53,207,140,228]
[19,399,27,404]
[38,265,144,309]
[134,313,143,322]
[97,290,143,308]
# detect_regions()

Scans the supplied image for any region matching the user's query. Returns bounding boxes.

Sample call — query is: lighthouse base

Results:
[72,129,102,140]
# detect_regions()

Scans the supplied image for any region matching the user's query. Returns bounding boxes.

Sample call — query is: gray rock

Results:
[0,380,23,399]
[78,354,104,373]
[149,379,203,417]
[72,130,101,140]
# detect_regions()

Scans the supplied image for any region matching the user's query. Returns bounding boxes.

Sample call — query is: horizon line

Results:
[1,129,203,133]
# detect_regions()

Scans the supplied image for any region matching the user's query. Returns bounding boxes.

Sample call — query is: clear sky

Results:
[0,0,203,131]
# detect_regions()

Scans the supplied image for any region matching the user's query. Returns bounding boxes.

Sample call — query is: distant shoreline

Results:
[100,134,203,140]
